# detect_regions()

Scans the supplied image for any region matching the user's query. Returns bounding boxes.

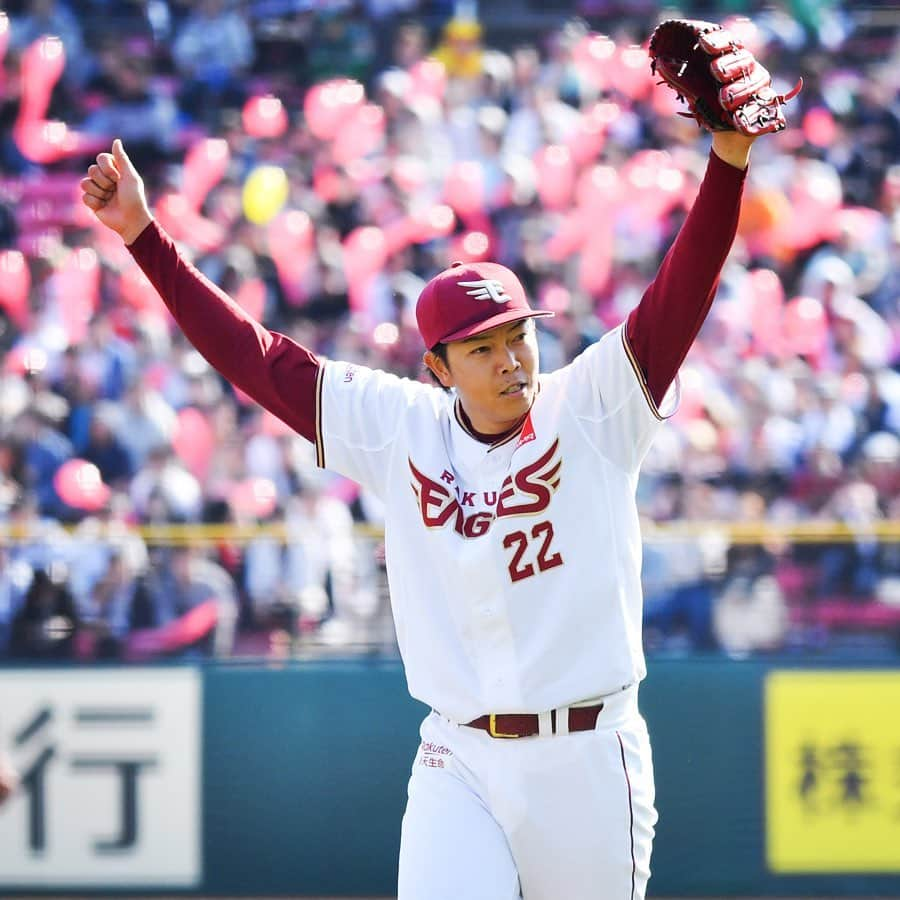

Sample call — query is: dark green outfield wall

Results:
[3,659,898,895]
[201,659,900,897]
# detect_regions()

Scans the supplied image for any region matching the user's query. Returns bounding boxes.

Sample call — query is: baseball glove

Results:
[648,19,802,137]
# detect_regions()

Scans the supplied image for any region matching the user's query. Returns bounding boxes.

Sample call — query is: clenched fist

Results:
[80,138,153,245]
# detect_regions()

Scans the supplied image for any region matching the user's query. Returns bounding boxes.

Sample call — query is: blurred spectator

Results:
[81,403,134,487]
[9,562,79,659]
[713,574,789,656]
[432,17,484,80]
[173,0,254,123]
[13,397,73,516]
[77,549,145,659]
[81,36,180,161]
[0,3,898,660]
[145,545,238,657]
[307,8,376,83]
[130,446,203,522]
[10,0,89,85]
[243,479,357,635]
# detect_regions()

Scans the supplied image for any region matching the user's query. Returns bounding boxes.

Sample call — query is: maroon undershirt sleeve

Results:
[625,150,747,409]
[127,219,321,443]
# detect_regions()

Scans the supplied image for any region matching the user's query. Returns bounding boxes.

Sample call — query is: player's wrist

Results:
[711,132,754,170]
[120,210,154,246]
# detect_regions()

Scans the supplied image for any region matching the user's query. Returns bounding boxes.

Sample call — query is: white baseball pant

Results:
[398,685,656,900]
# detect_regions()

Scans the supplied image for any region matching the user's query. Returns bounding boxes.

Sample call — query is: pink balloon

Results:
[242,94,288,139]
[408,58,447,101]
[126,600,218,660]
[610,44,655,100]
[268,210,314,265]
[13,119,73,164]
[541,283,571,314]
[534,145,575,211]
[722,15,766,56]
[651,78,684,118]
[155,193,226,252]
[54,459,111,512]
[343,226,387,309]
[576,163,621,213]
[20,36,65,121]
[578,218,614,296]
[566,102,616,166]
[449,230,492,263]
[836,206,884,243]
[748,268,785,355]
[312,166,342,202]
[182,139,230,210]
[408,204,456,243]
[266,209,315,300]
[4,344,47,376]
[119,265,165,317]
[0,250,31,328]
[572,33,616,90]
[234,277,266,322]
[56,247,100,344]
[674,369,706,422]
[0,12,8,95]
[783,296,827,359]
[0,12,8,61]
[332,103,386,165]
[803,107,837,148]
[392,155,428,194]
[172,407,215,480]
[444,161,485,218]
[261,409,293,437]
[621,150,685,225]
[546,208,588,262]
[304,79,365,141]
[230,477,278,520]
[343,226,387,267]
[267,210,314,301]
[383,218,416,256]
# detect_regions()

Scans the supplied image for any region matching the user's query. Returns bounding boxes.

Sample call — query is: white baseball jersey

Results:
[314,323,678,724]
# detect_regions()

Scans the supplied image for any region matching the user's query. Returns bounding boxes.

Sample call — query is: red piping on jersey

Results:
[620,327,665,421]
[314,363,326,468]
[617,730,636,900]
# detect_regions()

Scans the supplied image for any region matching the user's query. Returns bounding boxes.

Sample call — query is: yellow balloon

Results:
[242,165,289,225]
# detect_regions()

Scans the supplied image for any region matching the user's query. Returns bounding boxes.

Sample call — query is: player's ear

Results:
[423,350,454,389]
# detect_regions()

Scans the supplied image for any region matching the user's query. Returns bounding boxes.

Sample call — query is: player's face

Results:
[430,319,539,434]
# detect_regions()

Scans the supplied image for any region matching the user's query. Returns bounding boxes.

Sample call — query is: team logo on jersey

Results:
[514,413,535,451]
[457,279,511,304]
[409,437,562,538]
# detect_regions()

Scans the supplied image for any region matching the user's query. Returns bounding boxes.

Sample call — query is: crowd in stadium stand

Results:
[0,0,897,662]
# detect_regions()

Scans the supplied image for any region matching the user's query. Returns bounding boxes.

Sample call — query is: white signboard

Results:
[0,668,201,886]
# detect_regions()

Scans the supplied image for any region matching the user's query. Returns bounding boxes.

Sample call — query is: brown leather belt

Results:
[464,703,605,739]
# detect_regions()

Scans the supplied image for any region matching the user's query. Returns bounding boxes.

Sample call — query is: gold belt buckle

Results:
[488,714,519,739]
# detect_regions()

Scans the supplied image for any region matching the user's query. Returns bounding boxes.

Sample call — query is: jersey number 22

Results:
[502,520,564,583]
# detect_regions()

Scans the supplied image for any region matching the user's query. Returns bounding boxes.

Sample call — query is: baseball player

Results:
[80,20,796,898]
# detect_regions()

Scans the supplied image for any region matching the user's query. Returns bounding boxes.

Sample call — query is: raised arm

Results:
[81,140,321,443]
[624,132,751,409]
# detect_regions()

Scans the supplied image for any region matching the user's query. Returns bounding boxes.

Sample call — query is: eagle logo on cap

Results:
[457,279,510,304]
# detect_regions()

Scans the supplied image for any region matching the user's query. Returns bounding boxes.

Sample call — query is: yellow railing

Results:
[1,520,899,545]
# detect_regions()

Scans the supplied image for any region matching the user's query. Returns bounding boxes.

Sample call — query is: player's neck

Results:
[456,399,529,445]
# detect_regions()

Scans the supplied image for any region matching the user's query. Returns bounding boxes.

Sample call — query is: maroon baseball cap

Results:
[416,261,554,349]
